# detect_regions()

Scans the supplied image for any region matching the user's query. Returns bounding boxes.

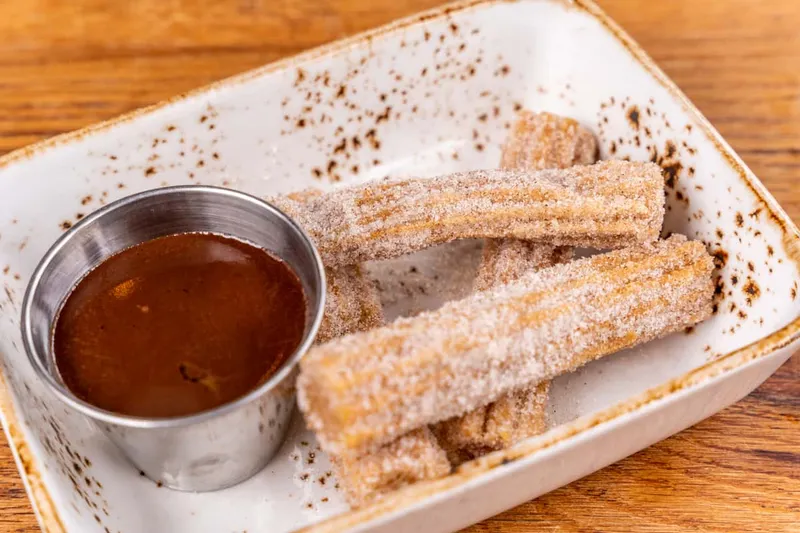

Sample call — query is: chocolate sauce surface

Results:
[54,233,306,418]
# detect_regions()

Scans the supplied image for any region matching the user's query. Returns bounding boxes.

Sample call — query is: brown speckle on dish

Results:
[626,105,640,129]
[743,279,761,304]
[713,276,725,301]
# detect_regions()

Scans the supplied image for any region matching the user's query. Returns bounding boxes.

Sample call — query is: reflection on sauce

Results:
[53,233,306,418]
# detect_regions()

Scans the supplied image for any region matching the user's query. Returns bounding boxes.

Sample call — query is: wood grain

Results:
[0,0,798,531]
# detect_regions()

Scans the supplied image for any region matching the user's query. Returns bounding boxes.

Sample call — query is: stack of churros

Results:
[291,111,715,508]
[435,112,598,465]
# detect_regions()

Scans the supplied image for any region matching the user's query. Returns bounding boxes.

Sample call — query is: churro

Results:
[317,265,384,344]
[331,427,451,508]
[499,110,597,170]
[433,382,550,465]
[474,240,574,291]
[317,266,450,507]
[273,160,664,266]
[298,235,714,456]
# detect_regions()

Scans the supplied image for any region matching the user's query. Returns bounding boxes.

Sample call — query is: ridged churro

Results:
[433,382,550,465]
[499,110,598,171]
[273,160,664,266]
[331,427,451,508]
[317,266,450,507]
[317,265,384,344]
[475,236,575,290]
[298,235,714,456]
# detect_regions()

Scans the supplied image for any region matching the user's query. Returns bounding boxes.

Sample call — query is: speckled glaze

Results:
[0,1,798,532]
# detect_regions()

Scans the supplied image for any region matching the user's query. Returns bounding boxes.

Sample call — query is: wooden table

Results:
[1,1,797,531]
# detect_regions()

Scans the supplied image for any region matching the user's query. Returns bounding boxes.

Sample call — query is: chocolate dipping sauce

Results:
[53,233,306,418]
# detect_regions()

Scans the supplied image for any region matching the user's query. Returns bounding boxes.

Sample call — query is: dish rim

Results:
[0,0,798,531]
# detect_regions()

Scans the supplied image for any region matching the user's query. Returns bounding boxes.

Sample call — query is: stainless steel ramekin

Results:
[20,185,326,492]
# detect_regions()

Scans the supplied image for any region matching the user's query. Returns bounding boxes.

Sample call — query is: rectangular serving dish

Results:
[0,1,798,532]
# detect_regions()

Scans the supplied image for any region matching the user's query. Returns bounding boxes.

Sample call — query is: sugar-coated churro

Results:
[433,382,550,465]
[273,160,664,266]
[317,265,384,344]
[331,427,451,508]
[318,266,450,507]
[298,235,714,456]
[474,240,574,291]
[499,110,597,170]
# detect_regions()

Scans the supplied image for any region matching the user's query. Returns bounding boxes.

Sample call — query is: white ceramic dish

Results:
[0,1,798,532]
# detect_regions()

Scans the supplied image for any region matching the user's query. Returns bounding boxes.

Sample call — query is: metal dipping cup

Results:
[20,186,326,492]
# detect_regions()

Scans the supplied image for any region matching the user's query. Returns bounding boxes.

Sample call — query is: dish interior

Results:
[0,1,797,532]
